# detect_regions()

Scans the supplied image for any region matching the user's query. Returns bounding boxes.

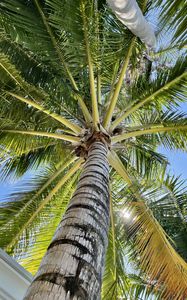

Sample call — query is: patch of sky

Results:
[159,147,187,181]
[0,167,45,202]
[158,102,187,182]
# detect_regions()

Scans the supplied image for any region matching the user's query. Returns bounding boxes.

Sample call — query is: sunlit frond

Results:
[155,0,187,44]
[109,152,187,298]
[0,158,83,251]
[127,200,187,299]
[111,58,187,130]
[0,1,187,299]
[17,172,80,275]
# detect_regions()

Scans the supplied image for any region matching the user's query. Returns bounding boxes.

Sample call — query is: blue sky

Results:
[0,169,42,200]
[159,148,187,181]
[0,173,29,199]
[0,147,187,200]
[159,102,187,181]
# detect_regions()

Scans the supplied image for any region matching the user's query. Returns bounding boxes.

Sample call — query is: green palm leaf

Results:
[111,58,187,130]
[0,158,83,250]
[17,172,81,275]
[0,0,187,299]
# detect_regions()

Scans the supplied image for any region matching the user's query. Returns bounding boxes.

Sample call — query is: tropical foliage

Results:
[0,0,187,299]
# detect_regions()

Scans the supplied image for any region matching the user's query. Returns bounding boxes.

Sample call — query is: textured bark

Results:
[24,141,110,300]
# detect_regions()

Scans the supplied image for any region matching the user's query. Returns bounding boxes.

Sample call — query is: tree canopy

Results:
[0,0,187,299]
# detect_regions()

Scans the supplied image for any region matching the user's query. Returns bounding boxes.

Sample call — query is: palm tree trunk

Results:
[107,0,156,48]
[24,141,110,300]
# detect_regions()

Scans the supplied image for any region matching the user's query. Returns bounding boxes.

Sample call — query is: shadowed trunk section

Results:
[24,141,110,300]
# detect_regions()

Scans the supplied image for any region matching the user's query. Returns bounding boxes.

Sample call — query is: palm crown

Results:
[0,0,187,299]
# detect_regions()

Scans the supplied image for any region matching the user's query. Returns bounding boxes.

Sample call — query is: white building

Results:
[0,249,33,300]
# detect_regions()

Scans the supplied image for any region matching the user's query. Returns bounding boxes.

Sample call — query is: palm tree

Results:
[0,0,187,299]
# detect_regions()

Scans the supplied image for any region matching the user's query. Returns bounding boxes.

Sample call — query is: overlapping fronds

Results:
[126,200,187,299]
[0,142,69,180]
[0,0,139,99]
[102,188,131,299]
[0,0,59,64]
[0,39,54,92]
[155,0,187,44]
[0,52,28,89]
[0,40,88,118]
[102,225,130,299]
[111,58,187,129]
[0,0,187,299]
[108,151,187,298]
[112,110,187,151]
[117,140,168,179]
[148,175,187,261]
[0,158,83,252]
[17,171,81,274]
[0,144,53,179]
[102,174,160,300]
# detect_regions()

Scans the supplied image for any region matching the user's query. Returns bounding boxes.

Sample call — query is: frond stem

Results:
[111,72,187,130]
[34,0,92,124]
[108,150,132,185]
[5,158,84,250]
[81,1,99,127]
[103,38,136,129]
[7,92,82,134]
[2,129,80,143]
[112,124,187,144]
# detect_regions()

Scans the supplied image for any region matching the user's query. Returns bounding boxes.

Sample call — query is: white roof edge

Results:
[0,248,33,283]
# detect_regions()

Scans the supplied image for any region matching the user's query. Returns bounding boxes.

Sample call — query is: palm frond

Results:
[80,1,99,126]
[0,0,59,65]
[102,226,130,300]
[16,172,80,275]
[0,158,83,250]
[127,200,187,299]
[108,150,132,185]
[112,111,187,151]
[117,140,168,180]
[102,190,130,300]
[6,92,82,134]
[0,38,53,94]
[148,175,187,261]
[1,129,80,143]
[0,52,30,90]
[109,151,187,299]
[111,58,187,130]
[155,0,187,44]
[0,0,92,122]
[103,37,136,128]
[0,143,59,179]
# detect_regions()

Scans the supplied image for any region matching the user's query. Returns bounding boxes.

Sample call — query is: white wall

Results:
[0,249,33,300]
